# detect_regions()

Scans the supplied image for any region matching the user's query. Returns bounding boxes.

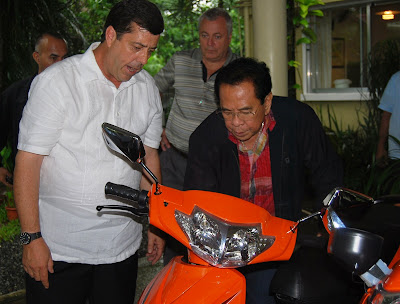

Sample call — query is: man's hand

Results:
[146,226,166,265]
[160,128,171,151]
[0,167,13,187]
[22,238,54,289]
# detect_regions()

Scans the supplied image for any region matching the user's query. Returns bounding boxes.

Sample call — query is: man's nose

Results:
[231,114,243,126]
[207,37,214,46]
[137,50,149,66]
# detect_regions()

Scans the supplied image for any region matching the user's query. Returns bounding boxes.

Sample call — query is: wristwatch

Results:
[20,232,42,245]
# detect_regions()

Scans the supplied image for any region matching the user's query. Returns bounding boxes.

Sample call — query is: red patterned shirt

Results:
[228,112,276,215]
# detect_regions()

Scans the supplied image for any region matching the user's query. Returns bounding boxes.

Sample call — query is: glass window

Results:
[302,1,400,101]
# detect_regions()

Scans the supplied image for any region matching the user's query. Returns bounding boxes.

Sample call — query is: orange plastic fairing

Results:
[383,246,400,292]
[148,185,297,265]
[138,256,246,304]
[388,246,400,269]
[359,246,400,303]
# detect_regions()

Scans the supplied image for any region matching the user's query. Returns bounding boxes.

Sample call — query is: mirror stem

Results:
[140,162,161,194]
[288,210,321,233]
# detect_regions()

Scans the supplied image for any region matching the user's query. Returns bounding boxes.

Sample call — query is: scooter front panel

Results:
[138,256,246,303]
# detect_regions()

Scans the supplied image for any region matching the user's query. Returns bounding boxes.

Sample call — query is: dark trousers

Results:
[159,146,187,191]
[239,264,277,304]
[160,146,188,265]
[26,253,138,304]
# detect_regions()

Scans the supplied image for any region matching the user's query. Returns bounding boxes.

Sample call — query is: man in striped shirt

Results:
[154,7,239,264]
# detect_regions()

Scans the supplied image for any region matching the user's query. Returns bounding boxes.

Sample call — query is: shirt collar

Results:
[198,48,235,82]
[80,42,146,89]
[228,111,276,147]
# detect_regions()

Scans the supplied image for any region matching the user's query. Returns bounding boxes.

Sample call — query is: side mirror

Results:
[102,123,146,163]
[102,123,160,188]
[323,187,374,209]
[322,188,374,232]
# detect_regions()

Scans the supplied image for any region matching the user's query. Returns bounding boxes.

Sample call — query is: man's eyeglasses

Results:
[217,105,262,121]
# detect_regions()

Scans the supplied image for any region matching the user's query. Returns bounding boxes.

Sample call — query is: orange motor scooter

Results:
[97,123,400,304]
[96,123,308,303]
[320,189,400,304]
[359,246,400,304]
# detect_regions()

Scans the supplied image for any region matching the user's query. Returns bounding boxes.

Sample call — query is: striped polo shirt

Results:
[154,48,239,153]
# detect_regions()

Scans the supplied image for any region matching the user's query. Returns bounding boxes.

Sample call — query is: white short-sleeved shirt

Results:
[18,43,163,264]
[378,71,400,159]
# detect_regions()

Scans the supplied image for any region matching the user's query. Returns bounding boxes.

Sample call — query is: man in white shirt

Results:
[376,71,400,163]
[13,1,165,303]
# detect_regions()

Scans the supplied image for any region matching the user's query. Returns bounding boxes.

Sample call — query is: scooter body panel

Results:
[384,263,400,292]
[359,246,400,304]
[148,185,297,265]
[138,256,246,304]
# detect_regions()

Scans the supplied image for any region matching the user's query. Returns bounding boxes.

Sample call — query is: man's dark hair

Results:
[101,0,164,42]
[34,31,67,52]
[215,57,272,105]
[199,8,232,36]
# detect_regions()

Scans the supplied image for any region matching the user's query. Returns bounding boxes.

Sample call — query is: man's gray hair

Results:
[198,8,233,36]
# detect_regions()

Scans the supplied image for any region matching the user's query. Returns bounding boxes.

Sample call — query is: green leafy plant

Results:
[0,204,20,243]
[0,203,8,223]
[287,0,324,92]
[321,105,400,198]
[0,219,21,242]
[1,142,15,207]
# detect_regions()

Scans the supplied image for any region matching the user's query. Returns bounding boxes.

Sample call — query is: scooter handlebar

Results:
[105,182,142,201]
[97,182,149,216]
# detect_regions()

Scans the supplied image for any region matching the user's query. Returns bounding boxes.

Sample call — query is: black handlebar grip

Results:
[105,182,140,202]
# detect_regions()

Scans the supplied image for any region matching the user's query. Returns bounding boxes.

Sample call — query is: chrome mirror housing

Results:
[102,123,160,189]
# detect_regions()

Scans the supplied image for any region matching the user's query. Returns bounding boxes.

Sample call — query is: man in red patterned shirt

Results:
[184,57,343,304]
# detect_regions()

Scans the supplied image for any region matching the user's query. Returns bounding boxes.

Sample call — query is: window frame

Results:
[300,0,397,101]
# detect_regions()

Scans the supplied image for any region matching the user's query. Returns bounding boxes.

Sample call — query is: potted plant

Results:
[1,143,17,221]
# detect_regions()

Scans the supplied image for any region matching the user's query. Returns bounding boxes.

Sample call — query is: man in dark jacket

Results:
[184,57,343,304]
[0,32,68,186]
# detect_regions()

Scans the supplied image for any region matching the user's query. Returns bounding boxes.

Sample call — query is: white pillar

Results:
[252,0,288,96]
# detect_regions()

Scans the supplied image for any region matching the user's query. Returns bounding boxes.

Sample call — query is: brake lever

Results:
[96,204,149,216]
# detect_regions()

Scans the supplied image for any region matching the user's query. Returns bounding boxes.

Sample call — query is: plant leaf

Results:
[309,9,324,17]
[288,60,301,68]
[302,28,317,42]
[300,19,309,28]
[296,37,311,45]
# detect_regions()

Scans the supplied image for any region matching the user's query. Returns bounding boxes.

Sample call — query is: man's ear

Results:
[264,93,273,115]
[32,51,40,65]
[105,26,117,46]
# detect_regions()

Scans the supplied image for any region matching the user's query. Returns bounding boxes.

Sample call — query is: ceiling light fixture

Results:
[376,10,400,21]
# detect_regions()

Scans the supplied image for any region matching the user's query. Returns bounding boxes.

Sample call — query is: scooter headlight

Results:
[175,206,275,267]
[369,289,400,304]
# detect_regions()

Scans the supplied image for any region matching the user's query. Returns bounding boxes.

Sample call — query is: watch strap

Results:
[30,232,42,241]
[20,231,42,245]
